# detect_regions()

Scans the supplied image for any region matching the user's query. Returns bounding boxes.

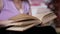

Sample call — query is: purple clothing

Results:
[0,0,30,20]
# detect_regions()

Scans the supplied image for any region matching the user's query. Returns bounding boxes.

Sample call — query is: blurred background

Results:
[0,0,60,34]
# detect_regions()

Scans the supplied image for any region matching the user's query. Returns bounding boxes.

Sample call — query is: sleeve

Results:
[0,10,14,20]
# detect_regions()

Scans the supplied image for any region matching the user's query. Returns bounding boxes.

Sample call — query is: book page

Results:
[6,23,39,31]
[42,13,57,23]
[9,14,39,21]
[31,7,52,21]
[6,24,35,31]
[6,20,40,26]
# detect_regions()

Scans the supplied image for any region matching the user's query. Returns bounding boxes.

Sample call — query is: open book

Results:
[6,8,57,31]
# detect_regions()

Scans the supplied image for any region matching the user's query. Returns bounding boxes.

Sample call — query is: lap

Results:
[24,26,57,34]
[0,26,57,34]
